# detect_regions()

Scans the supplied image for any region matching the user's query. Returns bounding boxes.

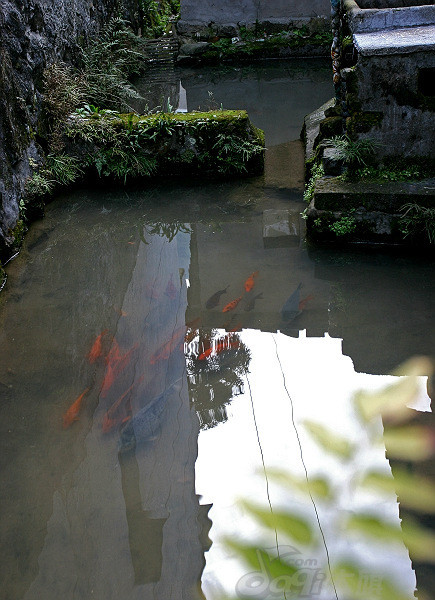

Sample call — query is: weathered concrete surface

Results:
[0,0,139,254]
[178,0,331,35]
[354,24,435,55]
[349,50,435,158]
[344,0,435,32]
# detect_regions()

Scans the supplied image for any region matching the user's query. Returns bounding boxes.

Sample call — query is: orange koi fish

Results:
[150,327,186,364]
[298,295,314,311]
[63,388,90,429]
[244,271,259,293]
[101,343,138,397]
[102,376,143,433]
[222,295,243,313]
[105,338,122,365]
[198,339,240,361]
[87,329,108,364]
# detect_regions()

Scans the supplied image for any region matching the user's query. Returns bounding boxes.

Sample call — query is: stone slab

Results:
[302,98,336,162]
[313,176,435,211]
[354,25,435,56]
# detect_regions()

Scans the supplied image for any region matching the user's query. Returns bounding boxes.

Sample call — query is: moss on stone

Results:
[346,111,383,136]
[10,219,27,251]
[62,109,265,182]
[318,116,343,140]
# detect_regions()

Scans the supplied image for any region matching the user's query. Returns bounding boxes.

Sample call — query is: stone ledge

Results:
[354,24,435,56]
[344,0,435,33]
[313,176,435,211]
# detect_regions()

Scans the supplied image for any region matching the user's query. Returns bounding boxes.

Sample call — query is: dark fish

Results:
[206,285,229,309]
[281,283,302,322]
[118,379,182,452]
[244,292,263,312]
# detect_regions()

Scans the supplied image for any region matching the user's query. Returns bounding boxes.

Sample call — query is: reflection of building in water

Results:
[185,328,251,430]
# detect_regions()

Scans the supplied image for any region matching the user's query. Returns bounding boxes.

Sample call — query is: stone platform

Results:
[354,24,435,56]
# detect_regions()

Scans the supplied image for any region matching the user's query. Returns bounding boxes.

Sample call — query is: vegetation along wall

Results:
[0,0,140,257]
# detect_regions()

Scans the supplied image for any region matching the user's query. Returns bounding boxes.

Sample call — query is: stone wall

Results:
[345,50,435,158]
[0,0,140,254]
[178,0,331,36]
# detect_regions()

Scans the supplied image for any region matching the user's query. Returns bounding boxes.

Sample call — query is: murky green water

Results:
[0,60,434,600]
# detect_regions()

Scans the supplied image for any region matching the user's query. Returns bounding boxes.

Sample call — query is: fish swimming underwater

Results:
[150,326,186,364]
[118,379,182,452]
[206,286,229,309]
[281,283,302,322]
[244,292,263,312]
[101,343,138,397]
[298,295,313,311]
[198,339,240,361]
[102,375,144,433]
[244,271,259,293]
[222,295,243,313]
[87,329,108,364]
[63,388,90,429]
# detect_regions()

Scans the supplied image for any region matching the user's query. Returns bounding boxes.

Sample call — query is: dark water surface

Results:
[0,61,434,600]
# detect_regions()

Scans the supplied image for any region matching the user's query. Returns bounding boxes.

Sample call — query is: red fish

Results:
[298,295,314,311]
[150,327,186,364]
[222,295,243,313]
[198,339,240,360]
[102,376,143,433]
[87,329,108,364]
[244,271,259,293]
[63,388,90,429]
[101,343,138,397]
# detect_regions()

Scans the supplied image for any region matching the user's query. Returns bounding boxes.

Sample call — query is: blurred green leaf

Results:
[242,501,315,545]
[225,539,298,579]
[333,560,413,600]
[354,377,418,424]
[265,468,334,501]
[402,519,435,563]
[347,512,435,563]
[303,420,355,460]
[345,513,403,544]
[361,469,435,513]
[383,425,435,461]
[355,356,433,425]
[391,356,433,379]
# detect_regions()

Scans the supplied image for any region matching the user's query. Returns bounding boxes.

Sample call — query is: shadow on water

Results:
[0,60,434,599]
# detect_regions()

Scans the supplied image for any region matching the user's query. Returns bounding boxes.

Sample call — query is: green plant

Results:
[329,211,357,236]
[25,172,54,198]
[303,163,324,204]
[324,134,381,167]
[399,203,435,244]
[46,154,83,186]
[140,0,180,38]
[80,17,146,111]
[212,132,264,174]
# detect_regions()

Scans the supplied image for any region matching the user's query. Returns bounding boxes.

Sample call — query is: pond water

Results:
[0,60,434,600]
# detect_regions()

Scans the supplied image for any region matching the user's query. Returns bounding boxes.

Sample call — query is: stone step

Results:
[313,177,435,211]
[354,24,435,56]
